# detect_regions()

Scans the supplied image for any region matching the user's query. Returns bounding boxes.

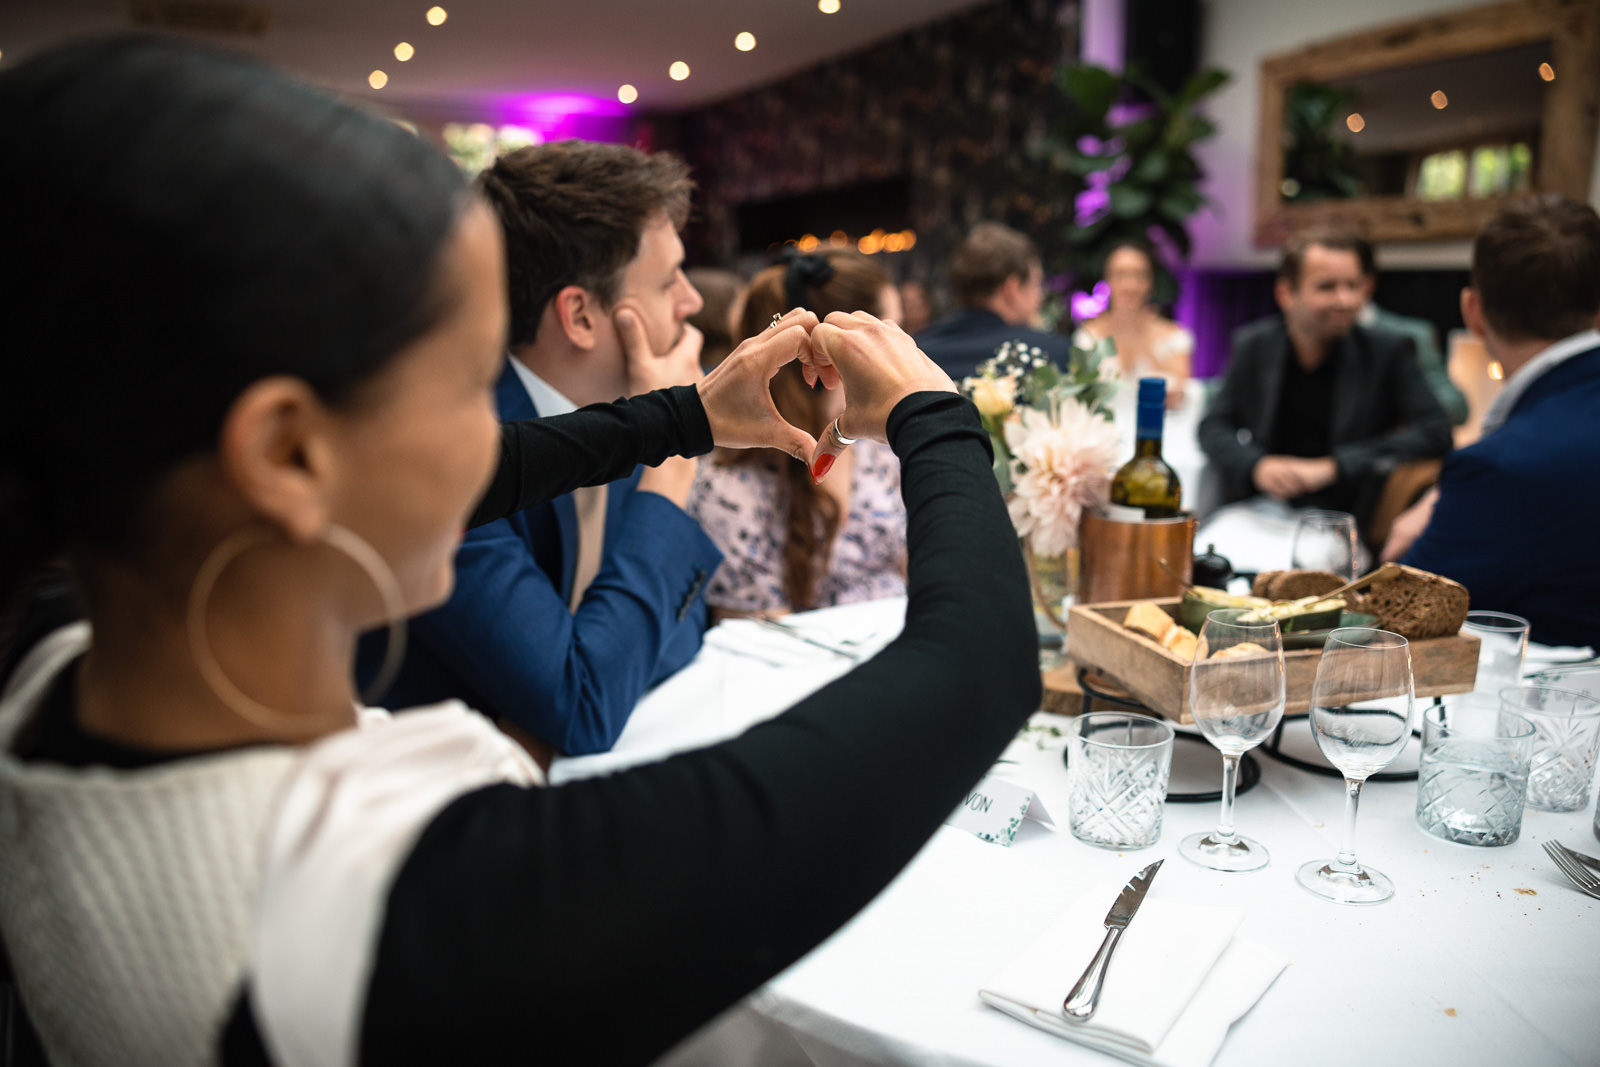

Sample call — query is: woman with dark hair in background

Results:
[689,251,909,615]
[687,266,747,370]
[1074,238,1193,407]
[0,36,1037,1067]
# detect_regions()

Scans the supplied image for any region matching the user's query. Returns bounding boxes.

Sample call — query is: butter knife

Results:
[1061,859,1163,1022]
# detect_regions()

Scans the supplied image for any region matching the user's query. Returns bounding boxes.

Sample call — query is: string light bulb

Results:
[394,42,414,61]
[735,32,756,52]
[426,6,447,26]
[819,0,841,12]
[369,70,388,89]
[617,83,638,104]
[669,61,690,81]
[1539,62,1555,82]
[1346,113,1365,133]
[1431,90,1448,109]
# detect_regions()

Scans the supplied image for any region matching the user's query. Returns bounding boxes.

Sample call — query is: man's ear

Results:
[1460,287,1485,339]
[1274,277,1293,314]
[551,285,603,351]
[215,376,335,544]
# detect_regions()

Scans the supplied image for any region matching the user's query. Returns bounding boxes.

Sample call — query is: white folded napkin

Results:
[979,888,1287,1067]
[1524,643,1596,667]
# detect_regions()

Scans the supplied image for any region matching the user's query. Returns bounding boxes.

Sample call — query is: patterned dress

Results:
[688,439,907,613]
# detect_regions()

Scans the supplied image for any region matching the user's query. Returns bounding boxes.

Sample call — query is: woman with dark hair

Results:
[689,251,908,614]
[0,36,1037,1067]
[1074,239,1193,407]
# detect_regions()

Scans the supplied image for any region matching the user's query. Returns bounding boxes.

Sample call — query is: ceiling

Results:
[0,0,990,119]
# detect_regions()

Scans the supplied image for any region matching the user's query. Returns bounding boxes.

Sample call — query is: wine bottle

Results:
[1108,377,1182,519]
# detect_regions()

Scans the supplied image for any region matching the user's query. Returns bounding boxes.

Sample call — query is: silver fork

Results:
[1551,839,1600,873]
[1542,841,1600,899]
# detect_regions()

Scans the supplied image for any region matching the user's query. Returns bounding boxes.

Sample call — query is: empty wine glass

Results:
[1179,609,1286,872]
[1291,510,1360,582]
[1297,628,1415,905]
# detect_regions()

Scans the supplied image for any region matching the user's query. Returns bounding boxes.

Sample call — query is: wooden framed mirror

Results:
[1254,0,1600,246]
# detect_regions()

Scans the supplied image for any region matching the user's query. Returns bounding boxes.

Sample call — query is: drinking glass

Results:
[1065,712,1175,849]
[1498,685,1600,812]
[1297,628,1414,904]
[1179,609,1286,872]
[1462,611,1529,694]
[1290,510,1360,582]
[1415,700,1535,846]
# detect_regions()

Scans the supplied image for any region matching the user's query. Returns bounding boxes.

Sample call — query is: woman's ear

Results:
[552,285,602,351]
[215,376,335,544]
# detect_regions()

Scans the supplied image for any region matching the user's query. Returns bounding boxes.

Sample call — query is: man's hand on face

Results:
[615,305,703,396]
[1253,455,1338,500]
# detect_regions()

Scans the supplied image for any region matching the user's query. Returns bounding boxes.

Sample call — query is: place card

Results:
[944,774,1055,847]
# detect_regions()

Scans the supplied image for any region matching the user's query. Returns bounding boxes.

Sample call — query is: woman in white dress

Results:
[1073,239,1193,406]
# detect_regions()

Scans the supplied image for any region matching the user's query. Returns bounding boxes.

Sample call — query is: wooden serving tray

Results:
[1066,598,1481,725]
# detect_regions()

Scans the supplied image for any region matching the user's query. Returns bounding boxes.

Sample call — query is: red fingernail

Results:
[811,453,835,482]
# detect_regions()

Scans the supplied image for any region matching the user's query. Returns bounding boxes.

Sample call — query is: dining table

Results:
[551,597,1600,1067]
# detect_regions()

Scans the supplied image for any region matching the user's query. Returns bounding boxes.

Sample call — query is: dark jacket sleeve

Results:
[467,385,713,528]
[356,393,1041,1066]
[1330,334,1453,481]
[1197,329,1268,495]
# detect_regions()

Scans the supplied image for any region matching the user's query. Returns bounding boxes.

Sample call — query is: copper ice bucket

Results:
[1078,508,1197,604]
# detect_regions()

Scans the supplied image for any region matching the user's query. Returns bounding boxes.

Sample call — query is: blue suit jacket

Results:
[1404,343,1600,648]
[915,308,1074,381]
[362,362,724,754]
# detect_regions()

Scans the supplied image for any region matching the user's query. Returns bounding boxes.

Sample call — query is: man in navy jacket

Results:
[362,142,722,759]
[1385,195,1600,648]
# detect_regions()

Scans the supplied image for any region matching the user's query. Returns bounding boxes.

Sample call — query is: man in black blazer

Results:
[916,222,1073,381]
[1198,232,1452,541]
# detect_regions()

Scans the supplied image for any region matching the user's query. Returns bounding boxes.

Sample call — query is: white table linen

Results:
[554,598,1600,1067]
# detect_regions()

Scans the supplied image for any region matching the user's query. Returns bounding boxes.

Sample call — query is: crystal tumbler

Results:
[1416,701,1535,847]
[1500,685,1600,812]
[1066,712,1174,850]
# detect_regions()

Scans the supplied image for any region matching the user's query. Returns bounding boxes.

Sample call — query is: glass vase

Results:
[1027,544,1079,671]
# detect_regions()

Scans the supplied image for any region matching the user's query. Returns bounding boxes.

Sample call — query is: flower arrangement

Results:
[962,335,1121,555]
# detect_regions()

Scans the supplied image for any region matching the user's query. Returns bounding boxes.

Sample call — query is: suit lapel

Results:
[1256,324,1288,450]
[1329,330,1366,445]
[496,359,580,599]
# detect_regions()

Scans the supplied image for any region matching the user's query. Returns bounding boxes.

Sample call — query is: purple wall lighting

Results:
[492,92,635,144]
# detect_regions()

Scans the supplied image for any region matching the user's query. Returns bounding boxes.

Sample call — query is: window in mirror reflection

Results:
[1281,39,1551,205]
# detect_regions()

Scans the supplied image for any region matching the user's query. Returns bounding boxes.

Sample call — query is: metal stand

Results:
[1255,703,1435,782]
[1075,668,1261,803]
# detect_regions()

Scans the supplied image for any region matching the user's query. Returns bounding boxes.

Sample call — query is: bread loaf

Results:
[1251,570,1345,600]
[1347,564,1469,639]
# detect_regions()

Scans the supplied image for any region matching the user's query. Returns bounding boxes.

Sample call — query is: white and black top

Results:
[0,387,1041,1066]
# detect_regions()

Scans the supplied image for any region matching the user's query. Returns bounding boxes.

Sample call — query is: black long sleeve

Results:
[466,384,712,528]
[358,393,1040,1065]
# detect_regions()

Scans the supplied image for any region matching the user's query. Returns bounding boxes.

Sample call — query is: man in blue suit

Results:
[915,222,1073,381]
[1384,195,1600,648]
[364,141,722,760]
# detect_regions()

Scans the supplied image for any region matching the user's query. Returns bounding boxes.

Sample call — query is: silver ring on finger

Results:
[828,418,859,447]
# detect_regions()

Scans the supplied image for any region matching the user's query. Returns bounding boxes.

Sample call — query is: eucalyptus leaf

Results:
[1108,184,1152,218]
[1062,65,1118,119]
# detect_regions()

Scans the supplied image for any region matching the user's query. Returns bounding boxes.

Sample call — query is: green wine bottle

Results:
[1108,377,1182,519]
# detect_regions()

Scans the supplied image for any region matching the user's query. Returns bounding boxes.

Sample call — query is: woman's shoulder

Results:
[1152,317,1193,354]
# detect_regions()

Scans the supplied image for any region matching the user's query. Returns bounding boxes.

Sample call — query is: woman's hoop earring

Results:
[186,523,408,733]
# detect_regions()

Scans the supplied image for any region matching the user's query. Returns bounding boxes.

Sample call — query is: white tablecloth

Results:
[553,598,1600,1067]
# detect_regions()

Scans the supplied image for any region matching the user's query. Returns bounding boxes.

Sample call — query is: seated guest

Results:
[687,266,745,370]
[898,278,934,335]
[916,221,1072,380]
[1384,196,1600,647]
[689,251,908,615]
[1197,231,1452,542]
[0,37,1039,1066]
[1073,238,1193,407]
[1354,238,1469,425]
[361,140,724,759]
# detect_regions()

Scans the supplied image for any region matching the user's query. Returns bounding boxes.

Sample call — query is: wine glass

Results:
[1179,608,1286,872]
[1297,628,1415,904]
[1291,510,1360,582]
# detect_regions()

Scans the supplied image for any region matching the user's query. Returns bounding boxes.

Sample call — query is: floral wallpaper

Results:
[662,0,1081,311]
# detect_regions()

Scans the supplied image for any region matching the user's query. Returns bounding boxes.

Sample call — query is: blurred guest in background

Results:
[916,221,1071,380]
[688,266,745,370]
[361,141,722,761]
[1072,238,1192,407]
[1354,239,1468,426]
[1198,231,1452,543]
[897,278,934,335]
[689,251,907,615]
[1385,195,1600,647]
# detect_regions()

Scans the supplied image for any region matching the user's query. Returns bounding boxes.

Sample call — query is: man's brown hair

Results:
[949,222,1039,307]
[1277,230,1364,287]
[1471,194,1600,343]
[476,140,693,347]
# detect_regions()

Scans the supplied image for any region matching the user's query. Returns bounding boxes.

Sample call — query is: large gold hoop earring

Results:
[186,523,408,733]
